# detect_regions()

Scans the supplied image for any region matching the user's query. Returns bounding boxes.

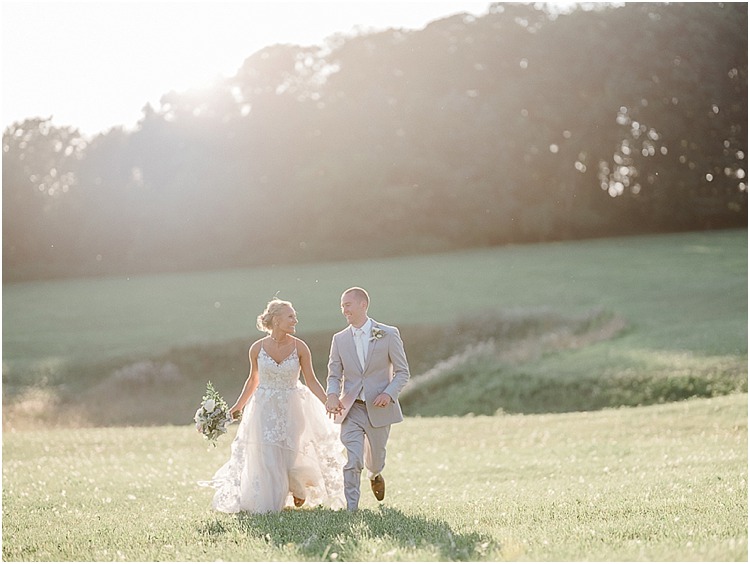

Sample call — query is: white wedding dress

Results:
[201,346,346,513]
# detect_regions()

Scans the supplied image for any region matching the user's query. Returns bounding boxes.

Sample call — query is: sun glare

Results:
[2,1,489,136]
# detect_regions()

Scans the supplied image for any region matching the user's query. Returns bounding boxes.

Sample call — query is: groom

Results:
[325,287,410,511]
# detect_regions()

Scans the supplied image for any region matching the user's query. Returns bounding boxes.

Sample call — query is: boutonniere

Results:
[370,327,386,342]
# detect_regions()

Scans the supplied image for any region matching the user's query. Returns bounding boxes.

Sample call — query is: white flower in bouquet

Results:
[194,381,232,446]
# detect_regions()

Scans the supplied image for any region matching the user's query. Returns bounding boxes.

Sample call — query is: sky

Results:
[1,0,503,138]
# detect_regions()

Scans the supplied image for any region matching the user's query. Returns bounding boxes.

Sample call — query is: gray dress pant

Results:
[340,401,391,510]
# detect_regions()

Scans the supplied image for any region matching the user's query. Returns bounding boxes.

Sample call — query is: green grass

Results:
[398,307,746,415]
[3,394,746,561]
[3,230,746,560]
[4,229,746,368]
[3,229,746,427]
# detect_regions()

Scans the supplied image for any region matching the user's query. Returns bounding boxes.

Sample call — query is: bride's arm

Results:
[297,340,327,405]
[228,341,261,416]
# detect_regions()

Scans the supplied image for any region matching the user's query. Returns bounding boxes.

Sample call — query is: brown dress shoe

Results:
[370,474,385,501]
[293,496,305,507]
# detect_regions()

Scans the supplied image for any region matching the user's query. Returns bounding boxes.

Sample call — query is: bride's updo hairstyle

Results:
[256,298,293,333]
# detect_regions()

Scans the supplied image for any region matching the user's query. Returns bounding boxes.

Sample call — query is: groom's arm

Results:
[326,335,343,397]
[384,327,410,400]
[325,335,345,415]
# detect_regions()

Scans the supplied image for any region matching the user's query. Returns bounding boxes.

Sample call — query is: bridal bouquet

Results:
[194,381,232,446]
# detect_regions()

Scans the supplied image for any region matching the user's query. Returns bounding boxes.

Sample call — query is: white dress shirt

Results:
[351,318,372,400]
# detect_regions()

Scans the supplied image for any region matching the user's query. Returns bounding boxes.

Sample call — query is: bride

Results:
[201,298,345,513]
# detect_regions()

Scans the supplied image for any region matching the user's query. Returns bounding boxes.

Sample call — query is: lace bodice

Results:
[257,347,301,390]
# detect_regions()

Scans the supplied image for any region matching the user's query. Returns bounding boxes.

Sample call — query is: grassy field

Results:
[2,393,746,561]
[3,229,746,368]
[2,229,746,427]
[2,230,747,560]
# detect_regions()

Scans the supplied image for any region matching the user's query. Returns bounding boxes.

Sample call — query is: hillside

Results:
[3,229,746,428]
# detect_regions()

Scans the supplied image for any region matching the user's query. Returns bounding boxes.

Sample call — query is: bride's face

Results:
[275,306,298,334]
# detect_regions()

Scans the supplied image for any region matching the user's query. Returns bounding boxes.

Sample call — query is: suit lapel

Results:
[363,321,380,372]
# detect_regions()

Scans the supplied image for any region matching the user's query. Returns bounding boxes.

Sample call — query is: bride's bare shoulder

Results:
[248,338,266,357]
[292,336,311,353]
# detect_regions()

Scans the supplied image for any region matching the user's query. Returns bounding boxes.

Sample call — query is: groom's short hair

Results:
[343,287,369,306]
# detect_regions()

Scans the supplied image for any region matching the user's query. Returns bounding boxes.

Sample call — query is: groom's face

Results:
[341,292,368,326]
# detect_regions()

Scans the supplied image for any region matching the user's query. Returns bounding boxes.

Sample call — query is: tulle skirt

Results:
[200,384,346,513]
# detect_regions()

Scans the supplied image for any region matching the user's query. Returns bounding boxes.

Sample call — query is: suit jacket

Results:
[326,320,410,427]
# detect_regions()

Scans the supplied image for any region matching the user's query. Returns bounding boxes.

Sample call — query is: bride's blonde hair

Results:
[256,298,294,333]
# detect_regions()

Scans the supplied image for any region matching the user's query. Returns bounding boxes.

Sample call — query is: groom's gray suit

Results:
[327,319,410,510]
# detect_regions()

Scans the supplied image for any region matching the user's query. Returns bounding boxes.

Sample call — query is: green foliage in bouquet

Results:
[194,381,232,446]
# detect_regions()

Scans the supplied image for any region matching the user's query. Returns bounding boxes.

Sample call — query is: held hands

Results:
[325,394,343,418]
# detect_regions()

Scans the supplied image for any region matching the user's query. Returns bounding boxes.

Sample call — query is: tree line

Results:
[3,2,747,282]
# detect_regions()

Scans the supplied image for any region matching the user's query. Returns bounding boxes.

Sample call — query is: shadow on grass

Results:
[198,505,496,561]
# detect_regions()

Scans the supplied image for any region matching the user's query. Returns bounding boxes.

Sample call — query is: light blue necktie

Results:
[354,328,367,368]
[354,328,368,401]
